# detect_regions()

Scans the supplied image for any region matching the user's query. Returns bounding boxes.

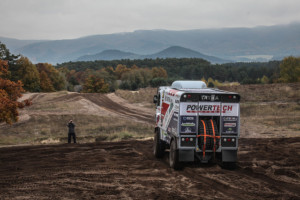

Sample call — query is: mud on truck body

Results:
[153,81,240,169]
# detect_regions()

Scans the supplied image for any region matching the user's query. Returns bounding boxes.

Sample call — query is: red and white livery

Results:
[153,81,241,169]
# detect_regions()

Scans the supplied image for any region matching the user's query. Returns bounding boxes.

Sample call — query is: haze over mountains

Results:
[76,46,229,63]
[1,23,300,64]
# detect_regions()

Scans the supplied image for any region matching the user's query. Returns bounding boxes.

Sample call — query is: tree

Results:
[36,63,65,91]
[261,75,269,84]
[201,77,207,85]
[151,67,168,79]
[0,42,19,66]
[150,77,168,87]
[121,68,152,90]
[278,56,300,83]
[83,75,109,93]
[16,56,40,92]
[115,64,130,79]
[0,59,29,124]
[39,71,55,92]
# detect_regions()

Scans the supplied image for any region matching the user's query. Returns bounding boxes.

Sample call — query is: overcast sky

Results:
[0,0,299,40]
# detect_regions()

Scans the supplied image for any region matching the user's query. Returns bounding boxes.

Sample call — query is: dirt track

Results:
[1,85,300,199]
[0,138,299,200]
[82,93,154,124]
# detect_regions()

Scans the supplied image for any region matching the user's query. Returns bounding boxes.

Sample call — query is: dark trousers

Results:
[68,133,76,143]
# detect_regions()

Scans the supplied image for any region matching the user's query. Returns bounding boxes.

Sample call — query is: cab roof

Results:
[171,80,207,89]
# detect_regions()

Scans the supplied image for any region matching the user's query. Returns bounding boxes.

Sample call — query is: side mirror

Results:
[153,95,158,104]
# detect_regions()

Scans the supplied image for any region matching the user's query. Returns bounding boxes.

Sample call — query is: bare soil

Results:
[0,138,299,200]
[0,83,300,199]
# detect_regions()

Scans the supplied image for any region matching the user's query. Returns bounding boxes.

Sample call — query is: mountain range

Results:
[76,46,229,63]
[1,23,300,64]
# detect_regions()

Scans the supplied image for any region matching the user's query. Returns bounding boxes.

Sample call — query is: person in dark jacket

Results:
[67,120,76,143]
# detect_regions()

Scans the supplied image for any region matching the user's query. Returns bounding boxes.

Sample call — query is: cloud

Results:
[0,0,299,39]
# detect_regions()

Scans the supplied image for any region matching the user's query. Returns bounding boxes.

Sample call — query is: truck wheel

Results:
[153,129,165,158]
[169,139,182,170]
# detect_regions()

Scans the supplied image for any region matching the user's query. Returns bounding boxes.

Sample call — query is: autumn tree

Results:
[261,75,269,84]
[278,56,300,83]
[0,59,29,124]
[104,66,115,76]
[36,63,65,91]
[16,56,40,92]
[151,67,168,79]
[115,64,130,79]
[83,75,109,93]
[39,71,55,92]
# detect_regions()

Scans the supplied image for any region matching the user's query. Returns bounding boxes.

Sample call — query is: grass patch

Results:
[0,114,153,145]
[115,87,157,104]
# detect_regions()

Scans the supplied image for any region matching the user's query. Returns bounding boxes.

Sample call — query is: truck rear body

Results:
[154,81,240,166]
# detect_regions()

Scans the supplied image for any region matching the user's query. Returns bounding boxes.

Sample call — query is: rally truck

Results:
[153,80,240,169]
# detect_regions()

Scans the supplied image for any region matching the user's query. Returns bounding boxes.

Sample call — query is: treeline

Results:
[60,64,168,92]
[57,58,282,84]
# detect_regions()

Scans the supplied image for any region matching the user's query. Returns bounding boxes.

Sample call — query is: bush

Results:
[150,77,168,87]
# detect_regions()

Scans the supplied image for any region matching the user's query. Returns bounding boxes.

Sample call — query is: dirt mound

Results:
[0,138,299,199]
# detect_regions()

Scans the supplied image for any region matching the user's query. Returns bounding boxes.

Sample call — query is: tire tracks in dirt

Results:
[0,139,300,199]
[82,93,154,124]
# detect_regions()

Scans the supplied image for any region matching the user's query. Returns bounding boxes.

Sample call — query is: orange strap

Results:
[200,120,206,157]
[197,135,220,138]
[210,119,216,152]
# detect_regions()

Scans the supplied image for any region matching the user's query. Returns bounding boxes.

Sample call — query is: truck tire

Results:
[153,129,165,158]
[169,139,182,170]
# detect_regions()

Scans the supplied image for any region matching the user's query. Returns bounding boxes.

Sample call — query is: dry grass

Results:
[219,83,300,103]
[115,87,157,104]
[0,114,153,146]
[1,83,299,146]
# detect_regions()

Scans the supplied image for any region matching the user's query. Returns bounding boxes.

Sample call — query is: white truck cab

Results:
[153,81,240,169]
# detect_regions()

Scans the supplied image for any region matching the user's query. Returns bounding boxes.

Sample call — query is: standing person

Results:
[67,120,76,143]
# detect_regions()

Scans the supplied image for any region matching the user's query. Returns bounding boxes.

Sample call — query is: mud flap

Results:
[179,150,194,162]
[222,150,237,162]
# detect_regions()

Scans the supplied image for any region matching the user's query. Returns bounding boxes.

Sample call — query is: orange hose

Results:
[210,119,216,152]
[201,120,206,157]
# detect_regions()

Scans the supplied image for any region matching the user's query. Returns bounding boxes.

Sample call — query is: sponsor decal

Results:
[180,102,239,116]
[181,122,196,127]
[186,104,221,113]
[222,116,239,133]
[167,89,179,96]
[180,116,196,133]
[161,102,169,116]
[223,116,238,121]
[224,123,236,127]
[165,96,172,103]
[167,112,178,135]
[183,104,237,114]
[183,116,195,120]
[174,112,179,118]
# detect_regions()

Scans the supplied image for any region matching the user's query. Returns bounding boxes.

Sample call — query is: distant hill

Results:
[1,23,300,63]
[144,46,228,63]
[77,46,229,63]
[0,36,46,55]
[77,50,140,61]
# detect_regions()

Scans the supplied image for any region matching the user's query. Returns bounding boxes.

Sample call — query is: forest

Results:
[57,57,283,89]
